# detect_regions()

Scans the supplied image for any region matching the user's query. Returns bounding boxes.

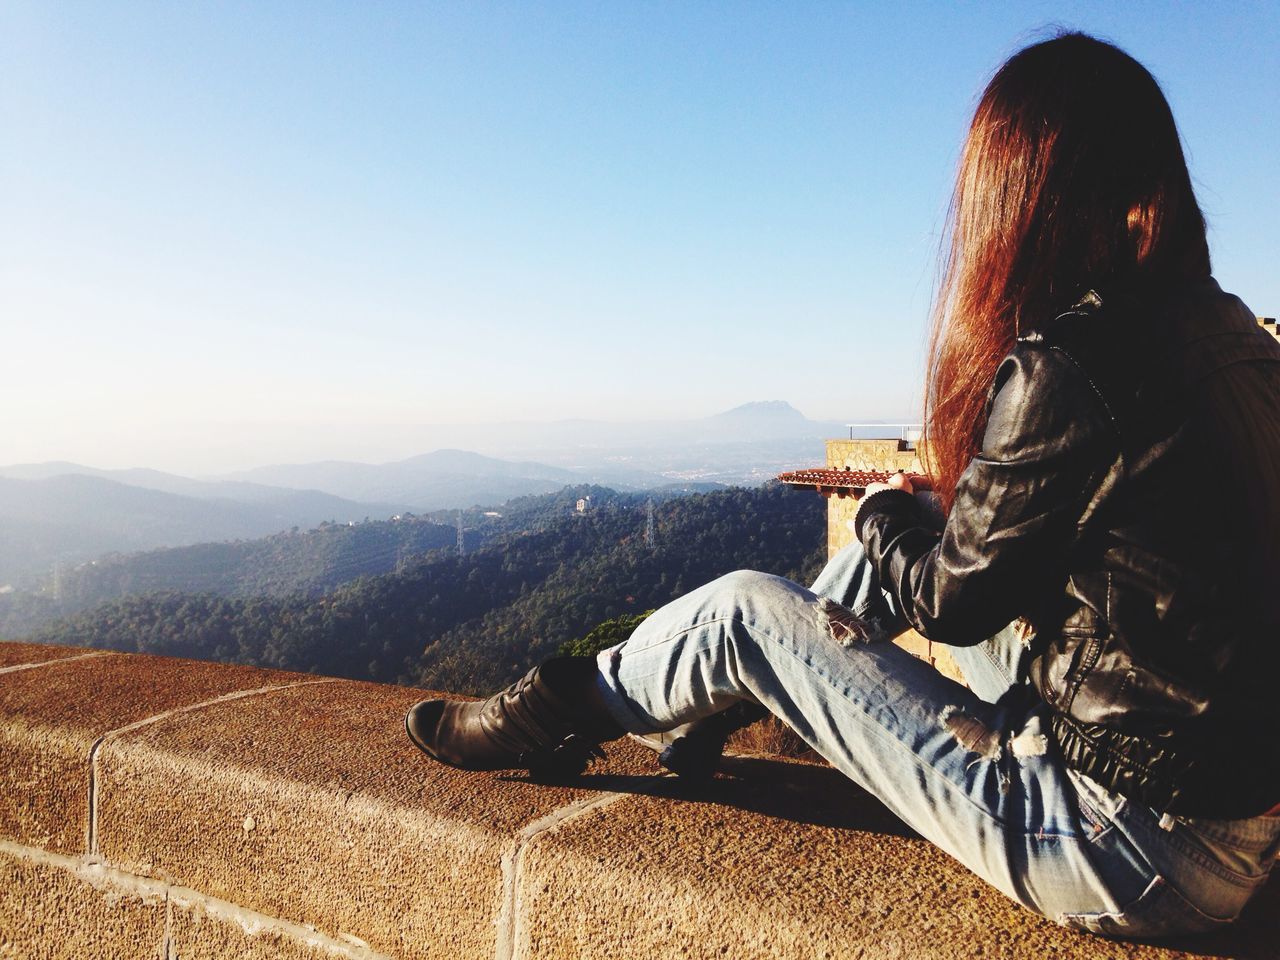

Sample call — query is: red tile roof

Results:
[777,468,932,497]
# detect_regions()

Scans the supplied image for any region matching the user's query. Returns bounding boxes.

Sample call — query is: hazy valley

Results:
[0,401,893,591]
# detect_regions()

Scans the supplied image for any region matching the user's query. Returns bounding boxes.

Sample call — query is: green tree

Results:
[559,610,655,658]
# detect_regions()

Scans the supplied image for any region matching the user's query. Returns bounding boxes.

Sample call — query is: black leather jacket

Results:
[856,278,1280,819]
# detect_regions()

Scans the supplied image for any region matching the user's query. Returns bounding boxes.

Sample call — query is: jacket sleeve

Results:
[854,342,1119,645]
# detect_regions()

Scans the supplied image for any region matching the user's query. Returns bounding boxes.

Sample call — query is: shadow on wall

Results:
[500,753,918,838]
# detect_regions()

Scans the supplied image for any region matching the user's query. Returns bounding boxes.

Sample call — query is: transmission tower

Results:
[456,511,465,556]
[645,498,656,547]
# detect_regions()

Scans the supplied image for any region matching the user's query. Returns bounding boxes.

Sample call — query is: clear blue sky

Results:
[3,2,1277,472]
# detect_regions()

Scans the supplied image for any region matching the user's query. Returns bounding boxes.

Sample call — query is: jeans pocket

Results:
[1069,768,1125,842]
[1059,874,1235,939]
[1075,790,1112,840]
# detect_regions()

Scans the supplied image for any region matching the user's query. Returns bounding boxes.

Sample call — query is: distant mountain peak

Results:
[712,401,807,422]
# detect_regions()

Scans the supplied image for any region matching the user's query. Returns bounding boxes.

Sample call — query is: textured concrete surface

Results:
[0,649,307,853]
[0,841,372,960]
[0,846,166,959]
[2,644,1273,960]
[95,678,658,960]
[514,755,1280,960]
[167,901,355,960]
[0,640,97,670]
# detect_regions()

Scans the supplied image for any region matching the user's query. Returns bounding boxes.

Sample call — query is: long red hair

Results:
[923,33,1211,513]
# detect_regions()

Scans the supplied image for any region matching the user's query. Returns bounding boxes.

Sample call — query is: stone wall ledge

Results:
[1,640,1274,959]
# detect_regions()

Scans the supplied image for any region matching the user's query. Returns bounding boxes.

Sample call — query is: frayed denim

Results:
[596,538,1280,938]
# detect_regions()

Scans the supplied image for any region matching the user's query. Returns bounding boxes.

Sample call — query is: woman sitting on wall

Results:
[406,32,1280,940]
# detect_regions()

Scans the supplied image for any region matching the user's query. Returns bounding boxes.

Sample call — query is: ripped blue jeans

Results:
[595,538,1280,939]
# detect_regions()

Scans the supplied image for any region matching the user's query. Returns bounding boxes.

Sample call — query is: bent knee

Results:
[711,569,793,594]
[704,569,811,614]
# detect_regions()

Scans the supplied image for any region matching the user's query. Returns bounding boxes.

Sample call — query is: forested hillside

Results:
[0,485,631,638]
[0,514,457,638]
[25,484,825,694]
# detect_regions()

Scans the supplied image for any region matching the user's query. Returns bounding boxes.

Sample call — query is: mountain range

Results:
[211,400,897,493]
[217,448,594,507]
[0,401,906,587]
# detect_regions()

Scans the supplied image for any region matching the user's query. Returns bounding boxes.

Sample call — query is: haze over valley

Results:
[0,401,905,591]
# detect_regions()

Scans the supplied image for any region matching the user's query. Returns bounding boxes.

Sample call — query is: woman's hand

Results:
[854,473,917,535]
[864,472,915,497]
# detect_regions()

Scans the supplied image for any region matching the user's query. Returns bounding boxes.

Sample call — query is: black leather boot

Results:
[405,656,624,778]
[655,701,770,781]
